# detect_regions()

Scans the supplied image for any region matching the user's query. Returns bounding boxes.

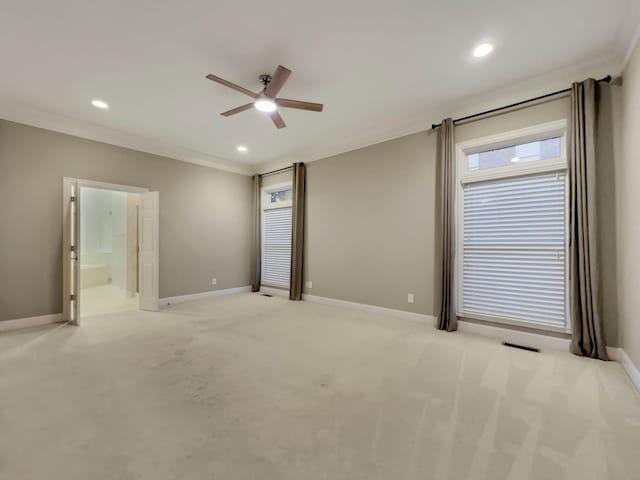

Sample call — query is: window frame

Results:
[261,181,293,289]
[262,182,293,211]
[454,119,571,333]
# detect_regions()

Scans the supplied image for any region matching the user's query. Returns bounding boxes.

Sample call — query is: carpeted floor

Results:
[0,293,638,479]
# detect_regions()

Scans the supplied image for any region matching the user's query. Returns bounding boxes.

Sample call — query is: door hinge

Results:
[70,196,76,202]
[70,294,76,301]
[70,245,76,252]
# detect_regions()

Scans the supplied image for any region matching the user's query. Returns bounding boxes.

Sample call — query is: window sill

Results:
[458,311,570,334]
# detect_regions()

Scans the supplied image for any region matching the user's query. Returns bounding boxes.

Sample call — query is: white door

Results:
[63,179,81,325]
[138,191,159,311]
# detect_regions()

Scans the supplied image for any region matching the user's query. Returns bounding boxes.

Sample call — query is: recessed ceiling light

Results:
[237,145,248,153]
[91,99,109,109]
[473,43,493,57]
[254,98,277,113]
[511,156,520,163]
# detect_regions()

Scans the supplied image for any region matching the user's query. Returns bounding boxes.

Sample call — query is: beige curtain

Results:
[251,174,262,292]
[569,79,608,360]
[289,163,306,301]
[437,118,457,331]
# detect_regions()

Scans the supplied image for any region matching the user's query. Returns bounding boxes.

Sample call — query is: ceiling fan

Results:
[206,65,323,129]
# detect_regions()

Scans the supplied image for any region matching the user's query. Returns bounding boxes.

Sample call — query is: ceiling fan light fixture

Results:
[91,99,109,109]
[473,43,493,57]
[254,98,277,113]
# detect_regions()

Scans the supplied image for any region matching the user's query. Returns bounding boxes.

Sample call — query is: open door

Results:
[63,178,81,325]
[138,191,159,311]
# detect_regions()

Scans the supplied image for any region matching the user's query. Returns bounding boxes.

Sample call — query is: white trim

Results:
[301,293,436,324]
[619,0,640,69]
[455,120,571,333]
[0,313,66,333]
[606,347,621,362]
[63,177,151,324]
[260,286,289,298]
[260,181,293,289]
[456,321,629,369]
[261,181,293,210]
[296,293,637,393]
[457,319,571,351]
[456,119,568,183]
[619,349,640,394]
[254,54,621,175]
[159,286,252,306]
[623,22,640,68]
[0,101,253,176]
[71,177,149,193]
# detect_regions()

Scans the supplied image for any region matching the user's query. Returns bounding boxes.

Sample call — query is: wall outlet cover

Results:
[305,281,313,289]
[407,293,415,304]
[211,278,217,285]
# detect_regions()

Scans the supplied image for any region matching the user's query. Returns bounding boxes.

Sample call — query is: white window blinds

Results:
[262,207,292,288]
[461,172,567,330]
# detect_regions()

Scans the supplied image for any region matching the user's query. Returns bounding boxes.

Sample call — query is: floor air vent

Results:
[502,342,540,353]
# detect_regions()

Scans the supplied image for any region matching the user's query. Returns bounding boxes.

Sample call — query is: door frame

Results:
[62,177,149,324]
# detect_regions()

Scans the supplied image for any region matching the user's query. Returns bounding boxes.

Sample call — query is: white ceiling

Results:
[1,0,638,173]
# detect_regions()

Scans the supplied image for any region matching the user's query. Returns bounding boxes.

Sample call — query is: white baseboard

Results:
[260,286,289,298]
[619,349,640,393]
[606,347,621,361]
[301,293,436,324]
[456,320,624,359]
[160,285,251,306]
[0,313,66,333]
[457,320,571,352]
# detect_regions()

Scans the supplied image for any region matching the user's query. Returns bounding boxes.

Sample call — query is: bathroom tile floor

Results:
[80,284,139,317]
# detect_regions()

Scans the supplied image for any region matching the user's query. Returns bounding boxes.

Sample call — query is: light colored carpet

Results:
[0,293,638,480]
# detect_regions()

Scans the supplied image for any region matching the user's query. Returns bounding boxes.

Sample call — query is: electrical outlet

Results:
[407,293,415,304]
[211,278,217,286]
[305,280,313,289]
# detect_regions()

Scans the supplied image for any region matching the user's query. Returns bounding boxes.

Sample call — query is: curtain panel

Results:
[569,79,608,360]
[289,163,306,301]
[438,118,457,331]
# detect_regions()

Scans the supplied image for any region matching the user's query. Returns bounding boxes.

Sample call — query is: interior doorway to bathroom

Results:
[79,187,140,317]
[62,178,159,325]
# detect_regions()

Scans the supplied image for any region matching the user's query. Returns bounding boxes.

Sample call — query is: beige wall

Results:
[302,93,621,346]
[304,131,438,314]
[618,42,640,367]
[0,120,253,322]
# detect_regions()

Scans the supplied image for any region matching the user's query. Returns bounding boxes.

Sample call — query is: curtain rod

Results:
[431,75,612,130]
[259,165,293,178]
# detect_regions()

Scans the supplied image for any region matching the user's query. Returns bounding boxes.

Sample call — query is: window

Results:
[456,120,569,332]
[467,137,561,171]
[261,183,292,288]
[269,188,293,204]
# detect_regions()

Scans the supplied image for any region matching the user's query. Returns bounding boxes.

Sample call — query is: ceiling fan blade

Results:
[206,74,256,98]
[276,98,324,112]
[264,65,291,97]
[220,103,254,116]
[269,111,286,129]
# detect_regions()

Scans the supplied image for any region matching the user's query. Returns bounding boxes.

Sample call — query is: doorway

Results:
[79,187,140,317]
[63,178,159,325]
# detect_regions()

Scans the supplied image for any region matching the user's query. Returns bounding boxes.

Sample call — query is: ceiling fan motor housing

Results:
[259,74,272,87]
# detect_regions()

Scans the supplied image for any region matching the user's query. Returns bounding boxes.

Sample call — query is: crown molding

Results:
[622,20,640,68]
[617,0,640,68]
[255,53,624,174]
[1,44,630,178]
[0,100,253,176]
